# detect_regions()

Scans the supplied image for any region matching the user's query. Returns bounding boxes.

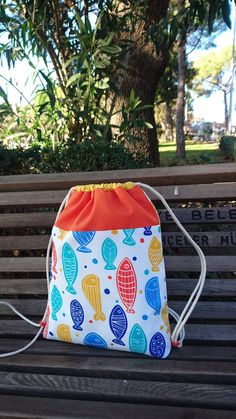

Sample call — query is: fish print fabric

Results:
[45,225,171,358]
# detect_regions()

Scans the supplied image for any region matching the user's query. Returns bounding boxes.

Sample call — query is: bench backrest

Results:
[0,163,235,354]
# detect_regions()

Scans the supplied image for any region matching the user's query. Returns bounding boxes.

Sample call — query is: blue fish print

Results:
[84,332,108,349]
[145,276,161,315]
[129,324,147,354]
[123,229,136,246]
[70,299,84,331]
[149,332,166,358]
[102,238,117,270]
[62,242,78,295]
[49,259,53,282]
[109,305,127,346]
[73,231,95,253]
[51,285,63,321]
[143,226,152,236]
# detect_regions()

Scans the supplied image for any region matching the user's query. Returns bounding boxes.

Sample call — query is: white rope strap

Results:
[136,182,207,348]
[0,187,75,358]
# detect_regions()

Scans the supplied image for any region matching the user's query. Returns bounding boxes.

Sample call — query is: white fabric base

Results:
[44,225,171,358]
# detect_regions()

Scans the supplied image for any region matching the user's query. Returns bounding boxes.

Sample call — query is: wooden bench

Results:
[0,163,236,418]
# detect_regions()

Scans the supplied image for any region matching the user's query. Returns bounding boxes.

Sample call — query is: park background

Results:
[0,0,236,173]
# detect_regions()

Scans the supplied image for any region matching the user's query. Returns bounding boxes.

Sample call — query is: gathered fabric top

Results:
[55,183,159,231]
[74,182,135,192]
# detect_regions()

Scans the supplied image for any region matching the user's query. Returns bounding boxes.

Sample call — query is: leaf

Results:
[66,73,81,87]
[39,71,56,110]
[221,0,231,29]
[76,11,86,33]
[94,78,110,89]
[0,86,9,104]
[144,122,153,129]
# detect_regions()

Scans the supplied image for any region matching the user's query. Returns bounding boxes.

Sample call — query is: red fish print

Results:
[116,257,137,313]
[43,306,50,339]
[52,241,58,279]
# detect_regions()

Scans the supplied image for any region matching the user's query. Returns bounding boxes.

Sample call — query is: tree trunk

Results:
[176,0,186,159]
[224,90,229,132]
[112,0,170,166]
[165,103,174,141]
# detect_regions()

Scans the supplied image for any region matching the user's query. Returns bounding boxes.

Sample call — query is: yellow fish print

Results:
[82,274,106,321]
[57,324,72,343]
[161,303,170,334]
[58,229,68,241]
[148,236,163,272]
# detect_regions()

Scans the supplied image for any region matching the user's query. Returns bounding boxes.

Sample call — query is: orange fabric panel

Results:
[55,185,160,231]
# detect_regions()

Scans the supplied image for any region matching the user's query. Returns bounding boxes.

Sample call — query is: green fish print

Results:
[102,238,117,270]
[62,242,78,294]
[51,285,63,321]
[129,323,147,354]
[123,229,136,246]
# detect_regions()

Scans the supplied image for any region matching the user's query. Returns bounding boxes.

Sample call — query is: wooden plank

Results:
[152,183,236,202]
[0,190,65,208]
[0,235,50,250]
[0,396,233,419]
[0,212,56,229]
[162,231,236,247]
[0,279,47,295]
[0,339,235,361]
[1,299,235,320]
[1,163,236,191]
[1,355,236,385]
[167,278,236,297]
[0,371,235,409]
[1,207,236,229]
[0,258,46,272]
[0,321,235,342]
[165,256,236,272]
[1,231,236,250]
[1,256,235,272]
[0,183,236,208]
[1,278,235,297]
[159,207,236,224]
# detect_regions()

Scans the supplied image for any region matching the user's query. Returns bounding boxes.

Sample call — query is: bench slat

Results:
[1,278,235,297]
[1,183,236,208]
[1,163,236,191]
[0,236,50,250]
[1,299,235,320]
[1,207,236,229]
[0,339,235,361]
[162,231,236,247]
[0,321,235,342]
[0,370,235,409]
[1,355,235,385]
[0,213,56,228]
[1,231,236,250]
[159,207,236,224]
[0,395,234,419]
[1,256,235,272]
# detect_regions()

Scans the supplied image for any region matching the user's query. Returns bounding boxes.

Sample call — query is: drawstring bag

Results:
[0,182,206,358]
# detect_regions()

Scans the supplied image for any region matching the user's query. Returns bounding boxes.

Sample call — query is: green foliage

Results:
[0,139,150,175]
[163,0,233,50]
[0,142,41,175]
[159,140,226,166]
[0,0,234,168]
[193,45,233,96]
[219,135,236,160]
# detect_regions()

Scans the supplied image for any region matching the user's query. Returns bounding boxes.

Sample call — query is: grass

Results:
[159,140,226,166]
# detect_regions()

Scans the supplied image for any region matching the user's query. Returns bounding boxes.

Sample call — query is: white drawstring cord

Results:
[0,187,75,358]
[168,307,185,343]
[0,301,43,358]
[136,182,206,348]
